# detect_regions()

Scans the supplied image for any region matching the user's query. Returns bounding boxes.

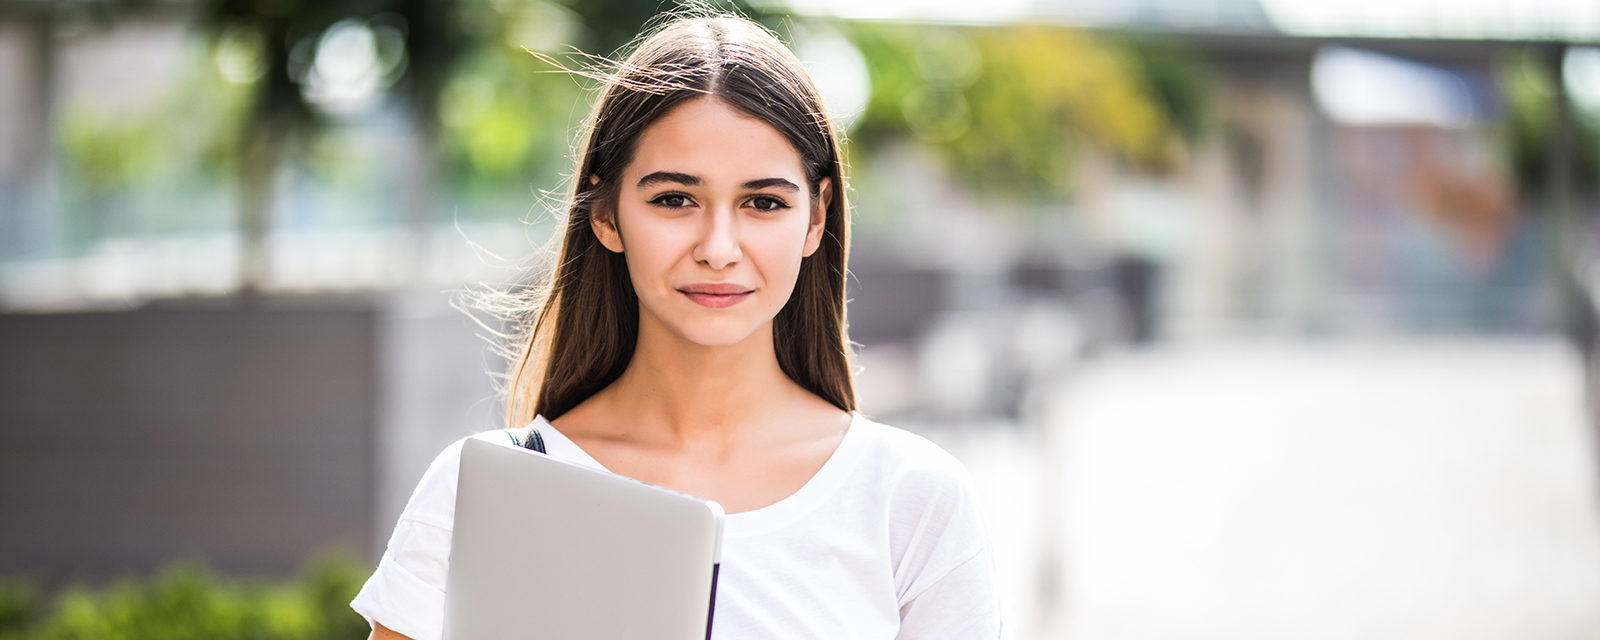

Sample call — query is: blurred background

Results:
[3,0,1600,637]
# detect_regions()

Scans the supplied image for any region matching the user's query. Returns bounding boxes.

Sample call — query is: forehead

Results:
[624,97,805,185]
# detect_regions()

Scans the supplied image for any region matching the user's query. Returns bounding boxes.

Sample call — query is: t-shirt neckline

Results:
[529,412,867,539]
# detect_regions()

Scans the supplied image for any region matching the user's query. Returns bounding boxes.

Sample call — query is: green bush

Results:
[0,554,369,640]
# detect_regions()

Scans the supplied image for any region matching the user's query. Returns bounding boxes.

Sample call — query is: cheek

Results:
[611,220,675,292]
[753,220,813,286]
[614,212,685,270]
[619,240,678,296]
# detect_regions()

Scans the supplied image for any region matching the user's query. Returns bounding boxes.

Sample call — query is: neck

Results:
[598,317,796,446]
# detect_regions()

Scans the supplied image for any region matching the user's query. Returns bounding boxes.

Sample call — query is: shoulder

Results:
[850,414,976,493]
[846,415,982,530]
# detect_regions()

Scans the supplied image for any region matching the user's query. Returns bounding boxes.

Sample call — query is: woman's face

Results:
[593,96,831,349]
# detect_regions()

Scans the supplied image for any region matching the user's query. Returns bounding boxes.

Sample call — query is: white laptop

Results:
[445,436,726,640]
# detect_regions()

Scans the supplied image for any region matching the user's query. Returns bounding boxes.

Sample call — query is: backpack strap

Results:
[520,427,547,454]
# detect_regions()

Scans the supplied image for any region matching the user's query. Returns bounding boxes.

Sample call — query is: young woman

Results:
[351,11,1002,639]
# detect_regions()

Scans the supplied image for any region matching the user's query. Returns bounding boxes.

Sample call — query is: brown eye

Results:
[750,196,789,212]
[650,194,691,208]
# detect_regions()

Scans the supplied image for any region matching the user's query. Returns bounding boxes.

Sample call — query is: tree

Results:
[197,0,471,295]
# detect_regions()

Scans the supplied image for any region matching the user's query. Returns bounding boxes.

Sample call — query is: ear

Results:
[802,177,831,258]
[588,175,625,253]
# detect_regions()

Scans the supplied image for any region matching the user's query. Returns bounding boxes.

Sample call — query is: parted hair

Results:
[499,11,855,428]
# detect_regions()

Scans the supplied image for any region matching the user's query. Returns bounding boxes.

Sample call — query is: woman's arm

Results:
[369,622,413,640]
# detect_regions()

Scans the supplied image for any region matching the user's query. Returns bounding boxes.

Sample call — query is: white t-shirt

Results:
[350,412,1002,639]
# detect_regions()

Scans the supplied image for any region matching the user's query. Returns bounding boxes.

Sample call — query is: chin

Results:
[672,321,764,348]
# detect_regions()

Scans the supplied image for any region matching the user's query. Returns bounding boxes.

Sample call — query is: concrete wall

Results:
[0,301,382,580]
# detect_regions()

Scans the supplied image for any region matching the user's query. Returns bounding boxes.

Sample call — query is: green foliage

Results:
[438,45,585,195]
[1123,37,1211,143]
[846,22,1211,202]
[59,111,166,194]
[1499,48,1598,193]
[0,579,44,638]
[51,37,252,252]
[0,554,370,640]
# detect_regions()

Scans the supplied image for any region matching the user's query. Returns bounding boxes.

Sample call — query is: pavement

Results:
[915,337,1600,640]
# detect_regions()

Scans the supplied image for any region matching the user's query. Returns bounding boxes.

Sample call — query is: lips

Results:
[678,283,754,308]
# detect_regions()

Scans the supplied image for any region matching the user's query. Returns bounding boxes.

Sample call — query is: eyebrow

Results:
[635,171,800,193]
[741,177,801,193]
[636,171,699,188]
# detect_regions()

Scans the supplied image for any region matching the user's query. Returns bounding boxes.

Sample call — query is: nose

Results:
[693,206,741,270]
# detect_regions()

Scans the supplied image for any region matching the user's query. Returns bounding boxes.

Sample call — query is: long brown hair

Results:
[500,12,855,428]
